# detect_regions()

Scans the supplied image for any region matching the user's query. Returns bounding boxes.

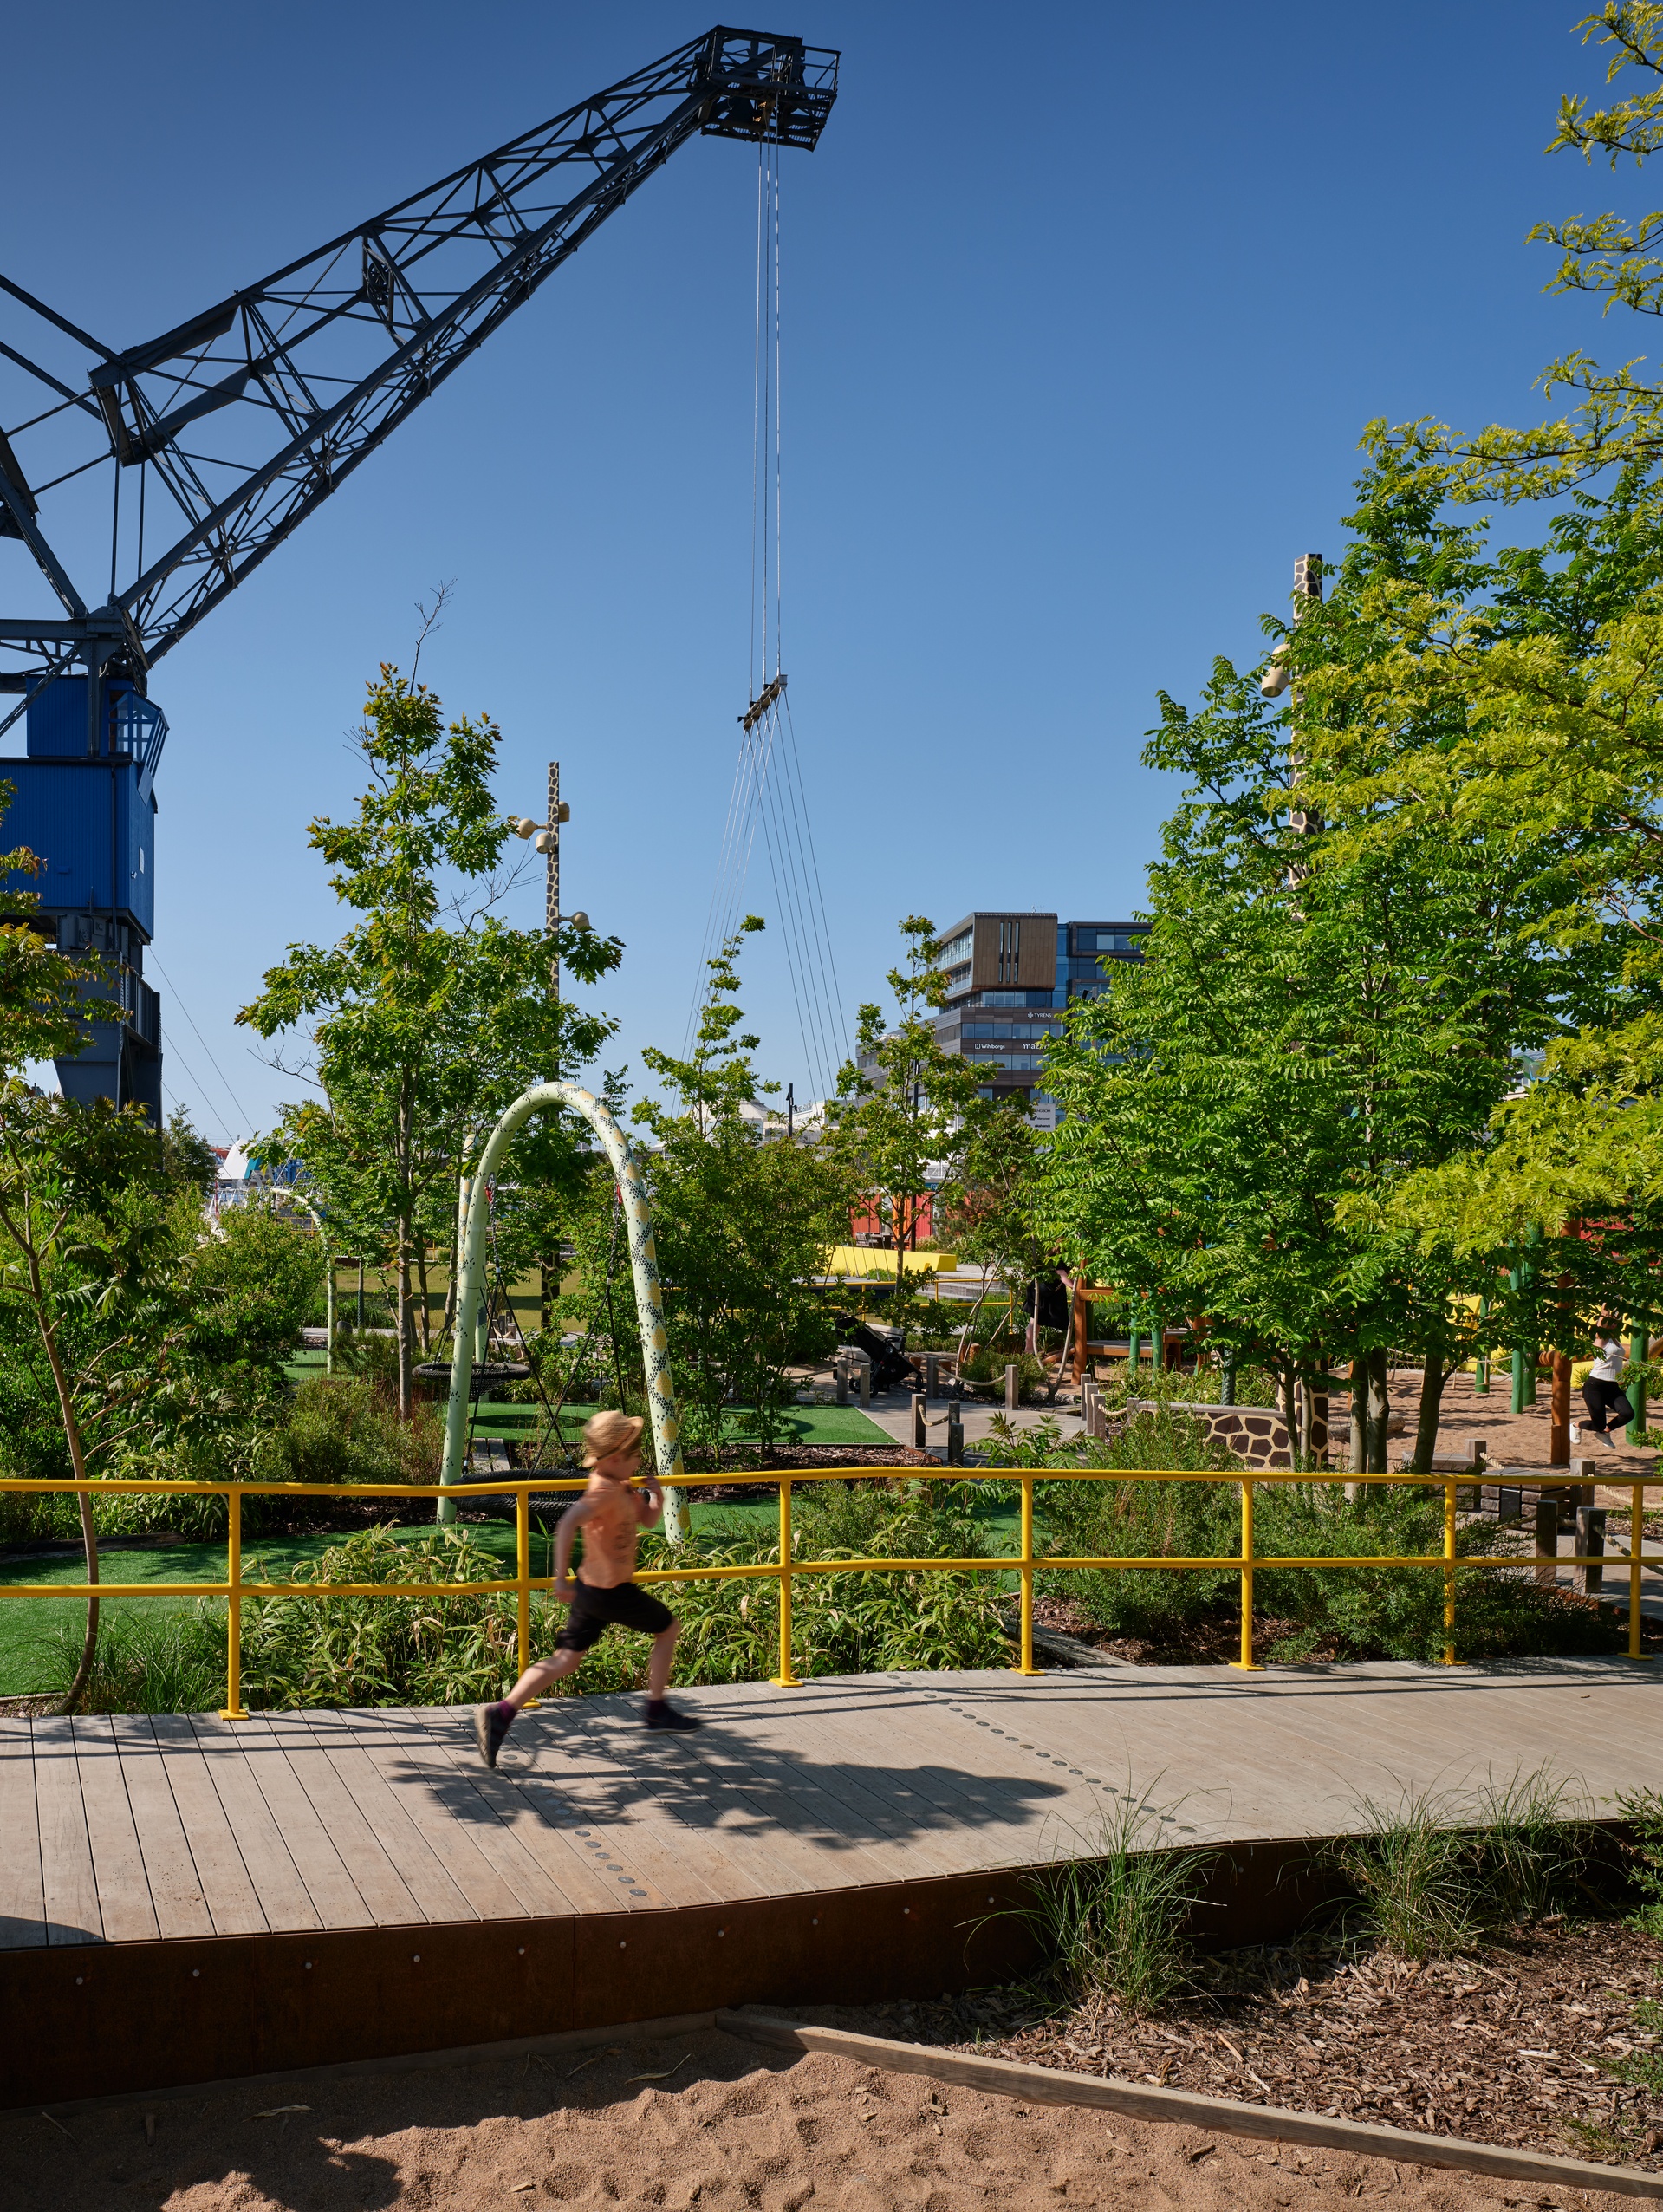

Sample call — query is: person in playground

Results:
[1580,1319,1636,1453]
[474,1409,700,1765]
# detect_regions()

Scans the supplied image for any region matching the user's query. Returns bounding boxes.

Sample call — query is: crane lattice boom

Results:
[0,25,836,715]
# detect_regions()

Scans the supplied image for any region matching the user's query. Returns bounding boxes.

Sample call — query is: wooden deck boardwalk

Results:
[5,1658,1662,2103]
[9,1656,1663,1952]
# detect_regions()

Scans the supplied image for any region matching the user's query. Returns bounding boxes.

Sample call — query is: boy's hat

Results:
[582,1409,645,1466]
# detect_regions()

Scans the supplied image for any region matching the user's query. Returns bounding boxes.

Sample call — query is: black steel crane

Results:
[0,25,837,1116]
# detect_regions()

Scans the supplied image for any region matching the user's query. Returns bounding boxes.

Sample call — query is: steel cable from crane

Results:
[685,133,847,1108]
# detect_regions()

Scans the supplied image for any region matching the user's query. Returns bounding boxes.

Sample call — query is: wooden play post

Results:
[1550,1350,1572,1467]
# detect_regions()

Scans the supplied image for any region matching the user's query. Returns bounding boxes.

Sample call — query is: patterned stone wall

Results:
[1127,1400,1292,1470]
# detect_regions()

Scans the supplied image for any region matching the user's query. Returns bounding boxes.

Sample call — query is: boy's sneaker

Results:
[645,1699,701,1732]
[474,1701,515,1767]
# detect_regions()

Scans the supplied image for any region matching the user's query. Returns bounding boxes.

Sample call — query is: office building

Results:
[858,910,1148,1130]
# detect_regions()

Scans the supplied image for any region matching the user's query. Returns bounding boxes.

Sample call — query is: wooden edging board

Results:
[716,2007,1663,2202]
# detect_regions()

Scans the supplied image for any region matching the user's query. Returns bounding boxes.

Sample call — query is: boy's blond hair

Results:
[582,1409,645,1467]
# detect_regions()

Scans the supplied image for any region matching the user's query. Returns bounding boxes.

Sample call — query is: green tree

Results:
[568,921,848,1457]
[828,917,988,1294]
[237,669,621,1415]
[0,1098,319,1708]
[1041,473,1571,1467]
[934,1104,1047,1349]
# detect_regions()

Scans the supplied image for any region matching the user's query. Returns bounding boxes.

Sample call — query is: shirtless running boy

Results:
[473,1409,700,1766]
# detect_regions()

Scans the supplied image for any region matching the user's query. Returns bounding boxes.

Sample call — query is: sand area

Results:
[0,2022,1638,2212]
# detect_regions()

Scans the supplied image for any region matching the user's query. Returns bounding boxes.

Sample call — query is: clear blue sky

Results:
[0,3,1620,1142]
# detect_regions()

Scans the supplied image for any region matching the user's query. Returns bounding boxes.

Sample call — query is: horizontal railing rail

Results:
[1,1467,1656,1717]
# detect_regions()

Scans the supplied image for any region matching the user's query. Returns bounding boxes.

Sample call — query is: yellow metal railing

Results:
[0,1467,1655,1717]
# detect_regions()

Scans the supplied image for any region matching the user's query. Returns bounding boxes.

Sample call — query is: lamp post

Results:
[506,764,582,1004]
[506,763,596,1416]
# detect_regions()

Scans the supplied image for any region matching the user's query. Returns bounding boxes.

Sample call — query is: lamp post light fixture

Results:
[507,764,592,1001]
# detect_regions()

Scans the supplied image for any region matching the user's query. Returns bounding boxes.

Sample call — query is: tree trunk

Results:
[1366,1349,1390,1475]
[396,1083,413,1419]
[1410,1344,1445,1476]
[1349,1360,1367,1480]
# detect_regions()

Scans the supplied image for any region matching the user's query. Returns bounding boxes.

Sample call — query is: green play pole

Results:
[1630,1326,1649,1446]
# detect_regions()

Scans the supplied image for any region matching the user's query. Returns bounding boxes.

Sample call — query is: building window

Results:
[937,927,972,967]
[997,918,1021,983]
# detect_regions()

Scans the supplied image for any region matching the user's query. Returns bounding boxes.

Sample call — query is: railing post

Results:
[1231,1477,1263,1671]
[221,1487,247,1719]
[1014,1475,1043,1675]
[1444,1479,1458,1666]
[1631,1481,1647,1662]
[772,1479,799,1687]
[516,1482,532,1685]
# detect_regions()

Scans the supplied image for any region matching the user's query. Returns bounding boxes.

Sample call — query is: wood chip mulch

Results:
[818,1921,1663,2170]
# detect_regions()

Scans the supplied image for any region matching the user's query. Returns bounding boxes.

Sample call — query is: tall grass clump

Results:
[42,1602,226,1714]
[1619,1789,1663,1941]
[1326,1769,1594,1958]
[1014,1786,1210,2016]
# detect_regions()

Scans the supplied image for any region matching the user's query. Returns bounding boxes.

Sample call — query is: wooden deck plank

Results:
[607,1707,965,1891]
[772,1689,1072,1868]
[184,1715,322,1934]
[31,1716,102,1946]
[30,1718,102,1947]
[107,1714,213,1940]
[393,1710,646,1914]
[371,1709,584,1918]
[144,1715,270,1937]
[511,1721,755,1908]
[197,1715,372,1930]
[401,1707,727,1913]
[285,1710,485,1923]
[0,1719,46,1949]
[244,1713,420,1928]
[68,1717,159,1945]
[736,1711,1025,1876]
[531,1692,848,1901]
[320,1708,562,1921]
[683,1676,1105,1862]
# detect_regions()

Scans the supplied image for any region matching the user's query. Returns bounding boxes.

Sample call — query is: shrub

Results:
[230,1482,1008,1709]
[1008,1413,1626,1664]
[253,1376,415,1487]
[575,1479,1009,1693]
[241,1525,522,1708]
[959,1346,1047,1396]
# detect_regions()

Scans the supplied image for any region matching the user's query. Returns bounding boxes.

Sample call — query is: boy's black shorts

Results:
[555,1577,673,1651]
